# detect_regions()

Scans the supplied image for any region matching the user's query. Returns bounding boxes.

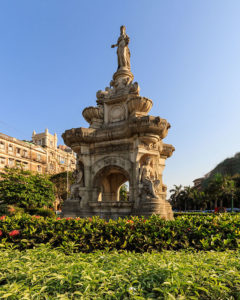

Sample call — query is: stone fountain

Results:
[62,26,175,220]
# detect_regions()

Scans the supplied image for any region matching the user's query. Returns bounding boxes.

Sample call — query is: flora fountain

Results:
[62,26,175,220]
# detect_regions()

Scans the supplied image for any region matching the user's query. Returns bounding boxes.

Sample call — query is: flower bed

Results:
[0,214,240,252]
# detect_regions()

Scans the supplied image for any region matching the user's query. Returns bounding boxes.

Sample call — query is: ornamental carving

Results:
[109,104,125,122]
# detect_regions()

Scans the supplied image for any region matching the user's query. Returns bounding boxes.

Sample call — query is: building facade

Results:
[0,129,76,174]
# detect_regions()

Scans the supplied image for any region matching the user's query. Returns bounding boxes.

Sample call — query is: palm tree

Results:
[204,174,236,209]
[169,185,183,210]
[183,186,195,211]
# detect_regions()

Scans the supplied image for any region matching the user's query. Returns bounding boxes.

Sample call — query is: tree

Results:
[205,174,236,209]
[183,186,194,211]
[169,185,184,210]
[170,185,207,211]
[232,174,240,207]
[50,171,74,203]
[119,183,128,201]
[0,167,55,210]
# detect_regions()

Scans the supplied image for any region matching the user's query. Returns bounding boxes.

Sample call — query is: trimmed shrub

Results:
[0,214,240,252]
[27,207,56,218]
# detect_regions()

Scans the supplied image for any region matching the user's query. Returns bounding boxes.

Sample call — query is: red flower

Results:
[0,216,6,220]
[0,230,2,236]
[32,215,41,219]
[127,220,134,224]
[9,230,20,237]
[66,217,73,220]
[88,217,92,222]
[56,217,61,220]
[8,207,15,213]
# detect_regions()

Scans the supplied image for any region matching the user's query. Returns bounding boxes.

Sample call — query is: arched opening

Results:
[119,181,129,201]
[94,165,130,202]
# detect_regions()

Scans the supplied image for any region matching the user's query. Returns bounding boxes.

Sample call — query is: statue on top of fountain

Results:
[111,25,131,71]
[96,25,139,100]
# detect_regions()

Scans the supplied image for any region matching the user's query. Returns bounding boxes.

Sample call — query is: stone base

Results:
[62,197,174,220]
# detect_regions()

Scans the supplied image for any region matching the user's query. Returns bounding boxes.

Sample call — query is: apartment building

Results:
[0,129,76,174]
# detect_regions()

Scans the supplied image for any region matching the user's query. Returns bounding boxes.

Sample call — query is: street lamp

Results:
[231,193,234,213]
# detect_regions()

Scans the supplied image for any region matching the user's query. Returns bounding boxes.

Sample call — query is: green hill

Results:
[202,152,240,186]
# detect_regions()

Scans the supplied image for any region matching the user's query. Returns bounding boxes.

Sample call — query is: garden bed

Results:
[0,246,239,299]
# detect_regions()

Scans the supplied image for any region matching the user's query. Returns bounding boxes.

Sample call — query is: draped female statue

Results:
[140,157,161,198]
[111,25,131,70]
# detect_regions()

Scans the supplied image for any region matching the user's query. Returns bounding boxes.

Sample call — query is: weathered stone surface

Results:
[62,26,175,220]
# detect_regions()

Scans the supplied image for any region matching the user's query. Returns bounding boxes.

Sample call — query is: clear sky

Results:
[0,1,240,192]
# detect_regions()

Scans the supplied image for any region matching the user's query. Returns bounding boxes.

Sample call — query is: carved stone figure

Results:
[140,157,158,198]
[70,161,84,200]
[74,161,84,185]
[111,25,131,70]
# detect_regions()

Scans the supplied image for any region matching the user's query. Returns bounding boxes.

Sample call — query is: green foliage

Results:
[0,247,240,299]
[119,183,128,201]
[0,203,8,216]
[27,207,56,218]
[0,167,55,211]
[170,174,237,211]
[170,185,207,211]
[50,171,73,202]
[205,173,235,208]
[1,214,240,252]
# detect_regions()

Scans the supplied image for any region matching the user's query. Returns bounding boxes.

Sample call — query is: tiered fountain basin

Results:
[127,96,153,117]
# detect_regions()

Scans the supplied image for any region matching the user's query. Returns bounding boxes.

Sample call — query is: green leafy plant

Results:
[0,167,55,212]
[1,214,240,252]
[0,247,240,299]
[50,171,73,204]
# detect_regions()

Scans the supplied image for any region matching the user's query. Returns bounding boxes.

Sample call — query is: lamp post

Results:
[66,153,69,200]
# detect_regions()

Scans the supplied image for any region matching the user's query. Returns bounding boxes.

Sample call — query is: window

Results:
[50,141,53,147]
[8,159,14,166]
[0,157,5,164]
[23,163,28,170]
[8,144,13,152]
[37,165,41,172]
[23,150,28,157]
[16,148,21,156]
[16,160,21,167]
[37,154,41,161]
[0,141,5,150]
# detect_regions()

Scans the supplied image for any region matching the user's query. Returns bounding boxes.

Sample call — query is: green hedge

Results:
[1,214,240,252]
[1,247,240,299]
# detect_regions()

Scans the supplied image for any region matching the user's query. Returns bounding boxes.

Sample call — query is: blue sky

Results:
[0,1,240,191]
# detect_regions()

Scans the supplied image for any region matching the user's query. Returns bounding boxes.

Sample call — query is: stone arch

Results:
[92,156,132,178]
[92,157,132,202]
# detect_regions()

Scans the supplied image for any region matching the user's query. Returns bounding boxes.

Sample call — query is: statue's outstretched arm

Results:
[111,44,118,48]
